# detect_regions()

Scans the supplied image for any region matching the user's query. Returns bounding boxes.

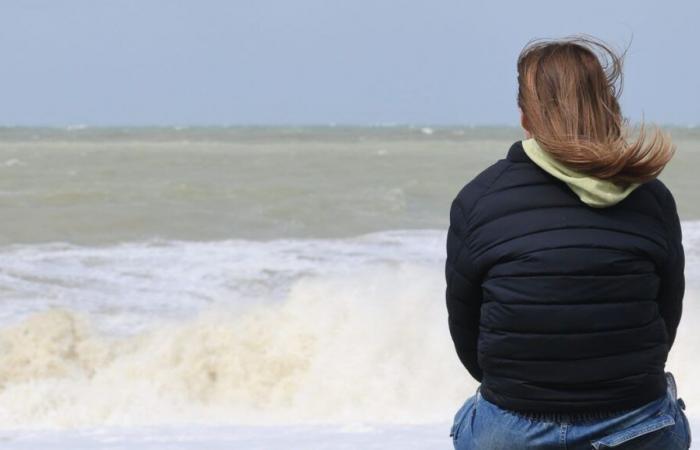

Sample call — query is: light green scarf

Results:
[521,138,641,208]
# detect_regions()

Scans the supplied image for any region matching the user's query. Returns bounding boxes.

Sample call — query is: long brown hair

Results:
[517,34,675,184]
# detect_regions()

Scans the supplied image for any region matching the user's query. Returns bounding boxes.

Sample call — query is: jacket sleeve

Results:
[656,185,685,351]
[445,196,484,382]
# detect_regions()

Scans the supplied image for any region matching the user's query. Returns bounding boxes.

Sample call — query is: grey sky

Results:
[1,0,697,126]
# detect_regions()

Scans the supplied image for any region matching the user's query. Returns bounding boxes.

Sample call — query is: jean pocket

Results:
[590,413,676,449]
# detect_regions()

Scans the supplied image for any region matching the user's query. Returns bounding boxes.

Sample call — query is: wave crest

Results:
[0,263,471,429]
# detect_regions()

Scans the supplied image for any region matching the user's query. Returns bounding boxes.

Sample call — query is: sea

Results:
[0,126,698,449]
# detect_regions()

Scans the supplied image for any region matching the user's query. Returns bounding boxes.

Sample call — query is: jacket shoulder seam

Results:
[466,161,515,227]
[644,180,674,260]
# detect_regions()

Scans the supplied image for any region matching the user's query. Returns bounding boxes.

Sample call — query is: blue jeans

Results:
[451,372,692,449]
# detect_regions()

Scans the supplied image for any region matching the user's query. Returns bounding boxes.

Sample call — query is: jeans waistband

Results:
[508,405,641,423]
[477,372,676,424]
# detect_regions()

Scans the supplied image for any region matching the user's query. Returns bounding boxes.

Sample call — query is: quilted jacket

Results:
[445,138,685,413]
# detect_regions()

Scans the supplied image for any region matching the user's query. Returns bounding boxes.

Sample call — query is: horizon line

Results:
[0,122,697,130]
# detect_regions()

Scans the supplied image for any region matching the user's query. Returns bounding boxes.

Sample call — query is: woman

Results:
[446,35,691,449]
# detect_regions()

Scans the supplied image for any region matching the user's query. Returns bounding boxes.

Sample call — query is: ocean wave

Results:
[0,262,471,429]
[0,225,698,429]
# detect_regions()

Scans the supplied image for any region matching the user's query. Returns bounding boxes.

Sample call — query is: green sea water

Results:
[0,126,696,245]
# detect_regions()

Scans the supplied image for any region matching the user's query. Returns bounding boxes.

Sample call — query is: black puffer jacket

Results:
[445,139,685,414]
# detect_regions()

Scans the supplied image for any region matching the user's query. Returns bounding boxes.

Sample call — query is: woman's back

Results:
[446,138,684,414]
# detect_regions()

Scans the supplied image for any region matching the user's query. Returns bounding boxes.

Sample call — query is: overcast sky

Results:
[1,0,697,126]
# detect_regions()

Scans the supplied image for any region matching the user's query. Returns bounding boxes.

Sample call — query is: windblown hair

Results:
[517,34,675,184]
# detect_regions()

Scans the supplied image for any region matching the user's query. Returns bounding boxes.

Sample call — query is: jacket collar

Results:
[507,140,529,162]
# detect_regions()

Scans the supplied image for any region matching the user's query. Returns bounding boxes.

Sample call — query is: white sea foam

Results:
[0,230,471,429]
[0,261,469,429]
[0,223,697,431]
[3,158,24,167]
